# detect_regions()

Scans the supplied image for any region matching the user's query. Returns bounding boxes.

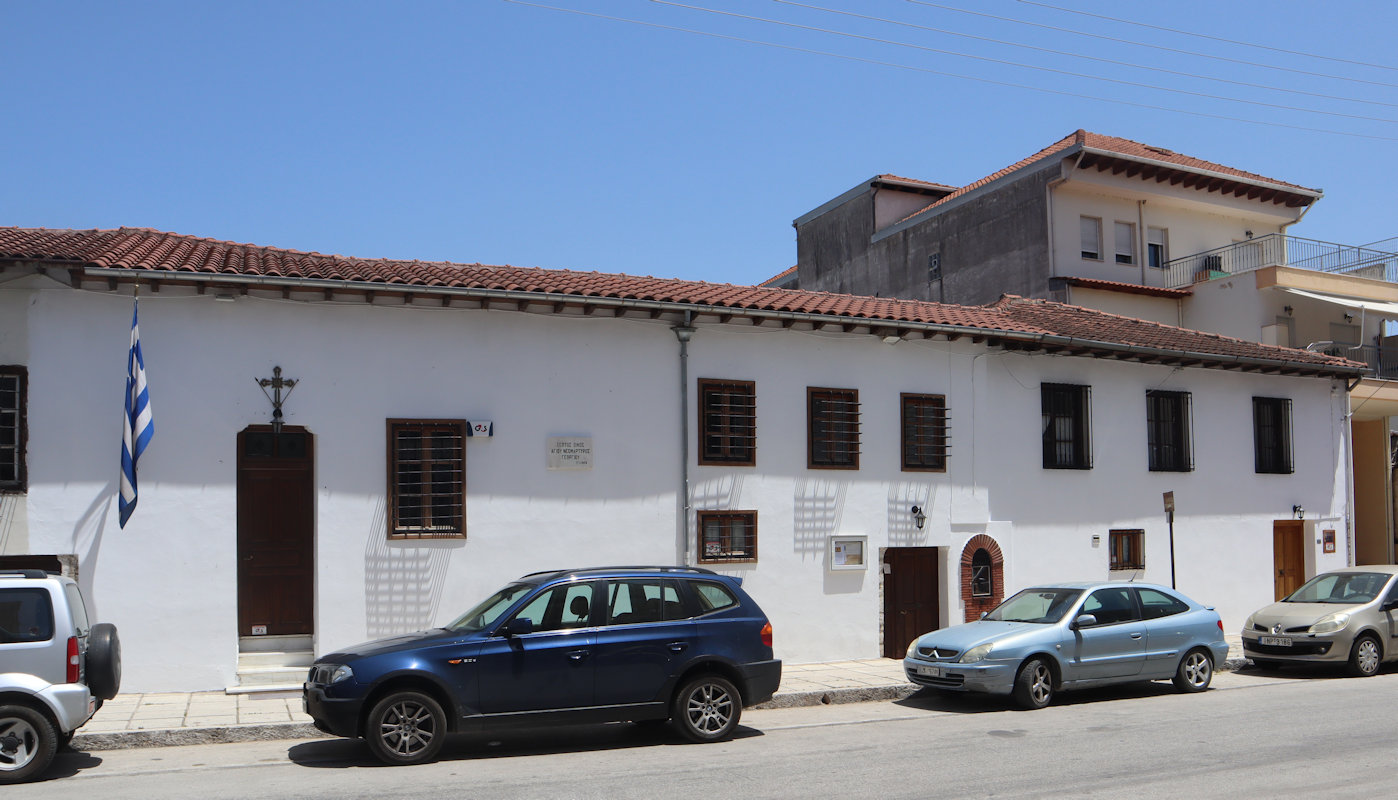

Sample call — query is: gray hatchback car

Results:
[904,582,1228,709]
[1241,565,1398,676]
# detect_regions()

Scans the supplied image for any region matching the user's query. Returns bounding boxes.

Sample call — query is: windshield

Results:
[445,583,536,632]
[1284,572,1392,604]
[984,588,1083,624]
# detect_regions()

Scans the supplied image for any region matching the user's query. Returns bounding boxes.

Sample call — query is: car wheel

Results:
[364,691,446,766]
[1172,648,1213,693]
[85,623,122,701]
[0,704,58,784]
[671,675,741,743]
[1347,635,1382,677]
[1012,657,1054,710]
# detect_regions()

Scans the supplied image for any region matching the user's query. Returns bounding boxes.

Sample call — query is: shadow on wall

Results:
[692,474,745,515]
[73,482,114,618]
[794,478,846,557]
[888,483,932,547]
[363,498,458,638]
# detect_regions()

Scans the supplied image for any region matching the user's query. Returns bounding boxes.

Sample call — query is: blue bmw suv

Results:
[303,566,781,765]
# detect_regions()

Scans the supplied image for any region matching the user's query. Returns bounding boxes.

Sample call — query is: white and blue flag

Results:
[119,299,154,528]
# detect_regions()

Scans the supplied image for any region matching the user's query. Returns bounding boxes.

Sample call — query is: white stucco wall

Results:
[3,278,1353,690]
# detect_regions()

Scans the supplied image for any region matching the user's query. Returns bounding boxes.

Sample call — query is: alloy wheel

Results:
[378,698,437,758]
[685,682,734,734]
[0,718,38,773]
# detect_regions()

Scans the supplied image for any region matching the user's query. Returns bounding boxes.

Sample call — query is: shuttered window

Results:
[698,379,756,466]
[1042,383,1091,470]
[388,419,466,538]
[1253,397,1293,474]
[0,368,24,492]
[901,393,949,472]
[808,388,860,469]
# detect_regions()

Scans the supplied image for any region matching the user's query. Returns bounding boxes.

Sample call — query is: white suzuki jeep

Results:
[0,569,120,783]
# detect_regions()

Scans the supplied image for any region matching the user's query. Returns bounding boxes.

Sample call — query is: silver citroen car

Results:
[1241,565,1398,676]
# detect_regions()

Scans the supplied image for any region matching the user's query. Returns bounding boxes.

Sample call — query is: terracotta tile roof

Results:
[897,129,1320,225]
[0,226,1360,377]
[872,174,957,192]
[1054,276,1192,298]
[759,264,798,287]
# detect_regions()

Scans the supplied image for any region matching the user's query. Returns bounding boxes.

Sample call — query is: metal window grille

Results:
[0,369,24,490]
[1110,529,1145,570]
[970,549,992,596]
[698,380,756,466]
[1041,384,1091,469]
[1146,391,1193,472]
[901,394,950,471]
[389,420,465,538]
[698,511,757,563]
[1253,397,1293,474]
[808,388,860,469]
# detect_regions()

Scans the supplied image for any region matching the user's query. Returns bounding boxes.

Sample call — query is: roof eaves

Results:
[1077,146,1322,201]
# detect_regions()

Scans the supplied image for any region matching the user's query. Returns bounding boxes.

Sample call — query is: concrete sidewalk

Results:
[72,635,1248,750]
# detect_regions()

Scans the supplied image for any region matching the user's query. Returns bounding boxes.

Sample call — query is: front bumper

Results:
[303,684,364,738]
[1241,631,1342,663]
[903,656,1016,695]
[739,659,782,706]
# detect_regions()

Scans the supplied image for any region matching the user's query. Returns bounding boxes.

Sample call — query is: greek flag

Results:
[119,300,154,528]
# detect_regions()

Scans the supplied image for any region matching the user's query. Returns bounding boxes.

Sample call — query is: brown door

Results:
[237,426,314,636]
[1273,520,1305,601]
[883,547,939,658]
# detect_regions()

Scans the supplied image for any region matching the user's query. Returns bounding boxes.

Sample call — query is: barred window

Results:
[1146,390,1193,472]
[1253,397,1293,474]
[808,387,860,469]
[901,393,949,471]
[0,367,25,492]
[1110,529,1145,570]
[1042,383,1091,470]
[970,549,992,597]
[698,511,757,563]
[698,379,756,466]
[388,419,465,538]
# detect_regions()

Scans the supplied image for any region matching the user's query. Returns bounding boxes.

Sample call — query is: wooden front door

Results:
[1273,520,1305,601]
[883,547,939,659]
[237,426,314,636]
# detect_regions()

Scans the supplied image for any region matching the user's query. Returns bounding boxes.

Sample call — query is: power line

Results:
[653,0,1398,124]
[905,0,1398,90]
[771,0,1398,111]
[501,1,1398,142]
[1017,0,1398,74]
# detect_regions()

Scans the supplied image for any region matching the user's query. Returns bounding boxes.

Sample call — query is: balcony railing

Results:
[1308,342,1398,381]
[1163,234,1398,289]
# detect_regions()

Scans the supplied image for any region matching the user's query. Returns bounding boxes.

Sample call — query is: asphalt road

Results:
[11,666,1396,799]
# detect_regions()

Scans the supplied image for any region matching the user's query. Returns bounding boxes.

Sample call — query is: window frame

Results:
[0,366,26,492]
[1147,226,1169,269]
[1146,390,1193,472]
[1080,216,1102,261]
[807,387,860,470]
[1109,529,1145,570]
[1114,221,1137,265]
[1252,397,1293,475]
[697,379,756,467]
[697,510,758,564]
[1041,383,1092,470]
[970,549,993,597]
[900,393,949,472]
[386,418,467,539]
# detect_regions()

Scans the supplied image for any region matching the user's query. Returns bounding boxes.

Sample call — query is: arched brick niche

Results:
[960,534,1004,623]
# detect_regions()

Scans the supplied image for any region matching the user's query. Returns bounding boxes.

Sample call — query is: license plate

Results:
[1259,636,1292,647]
[916,665,942,677]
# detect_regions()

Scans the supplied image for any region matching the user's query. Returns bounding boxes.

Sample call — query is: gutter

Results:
[78,266,1366,380]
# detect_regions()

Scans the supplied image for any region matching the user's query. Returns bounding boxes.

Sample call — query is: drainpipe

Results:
[673,315,696,566]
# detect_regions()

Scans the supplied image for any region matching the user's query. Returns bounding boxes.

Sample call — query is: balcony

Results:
[1164,234,1398,289]
[1308,343,1398,381]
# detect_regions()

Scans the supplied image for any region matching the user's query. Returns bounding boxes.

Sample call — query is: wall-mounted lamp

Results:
[1245,230,1254,239]
[1292,504,1305,520]
[910,505,926,530]
[1283,305,1293,316]
[1344,313,1354,322]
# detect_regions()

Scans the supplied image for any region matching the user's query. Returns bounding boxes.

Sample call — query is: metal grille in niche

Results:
[700,380,756,464]
[970,549,992,597]
[902,395,950,470]
[809,389,860,467]
[392,424,464,536]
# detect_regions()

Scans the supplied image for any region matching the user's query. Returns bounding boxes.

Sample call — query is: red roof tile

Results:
[1055,276,1192,298]
[0,226,1360,377]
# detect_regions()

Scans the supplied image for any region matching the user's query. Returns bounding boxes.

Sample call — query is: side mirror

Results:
[502,617,534,637]
[1072,614,1097,629]
[1383,599,1398,613]
[979,611,989,620]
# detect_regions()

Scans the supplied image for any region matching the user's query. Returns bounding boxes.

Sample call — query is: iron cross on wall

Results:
[256,366,298,436]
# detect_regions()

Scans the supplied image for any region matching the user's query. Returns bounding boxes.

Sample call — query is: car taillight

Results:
[760,622,773,648]
[1217,620,1224,634]
[67,636,81,684]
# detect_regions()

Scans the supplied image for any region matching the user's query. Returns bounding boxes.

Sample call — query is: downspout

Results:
[673,314,696,566]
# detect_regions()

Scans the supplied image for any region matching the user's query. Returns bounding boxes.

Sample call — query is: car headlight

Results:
[960,643,994,663]
[906,638,922,659]
[1242,614,1256,632]
[1308,613,1350,635]
[328,664,354,684]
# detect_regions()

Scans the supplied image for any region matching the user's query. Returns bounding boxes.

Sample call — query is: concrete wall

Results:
[3,278,1352,691]
[1352,419,1391,565]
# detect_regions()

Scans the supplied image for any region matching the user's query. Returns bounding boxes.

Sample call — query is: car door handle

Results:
[667,642,689,653]
[566,649,590,662]
[1130,633,1143,639]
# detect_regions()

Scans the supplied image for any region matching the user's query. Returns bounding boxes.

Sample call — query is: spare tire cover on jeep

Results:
[85,623,121,701]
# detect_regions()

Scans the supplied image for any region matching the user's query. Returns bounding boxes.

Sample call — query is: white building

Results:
[0,227,1363,692]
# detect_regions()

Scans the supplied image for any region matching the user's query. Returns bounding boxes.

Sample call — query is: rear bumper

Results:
[302,684,363,738]
[739,659,782,706]
[40,684,95,733]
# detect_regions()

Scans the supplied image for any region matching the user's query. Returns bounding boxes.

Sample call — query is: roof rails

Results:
[519,566,720,579]
[0,569,52,580]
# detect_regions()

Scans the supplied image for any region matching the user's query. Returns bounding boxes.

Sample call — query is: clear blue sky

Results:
[5,1,1395,286]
